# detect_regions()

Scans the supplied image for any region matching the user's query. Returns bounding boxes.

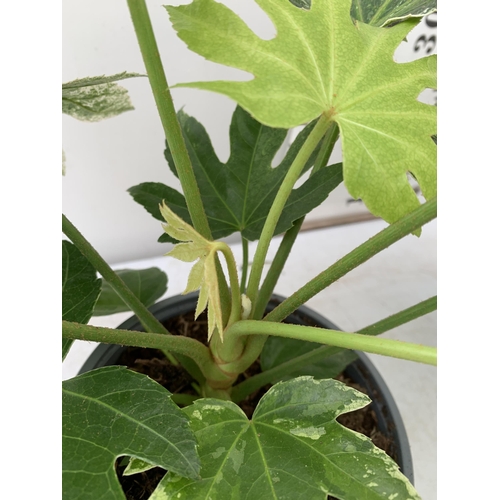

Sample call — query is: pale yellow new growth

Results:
[159,202,225,341]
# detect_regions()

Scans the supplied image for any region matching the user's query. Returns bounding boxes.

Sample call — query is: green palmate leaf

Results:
[132,106,342,241]
[128,182,190,243]
[93,267,168,316]
[62,240,102,360]
[128,182,190,223]
[62,366,200,500]
[159,202,224,340]
[62,241,101,323]
[62,72,143,122]
[261,336,358,381]
[151,376,420,500]
[167,107,343,240]
[167,0,436,226]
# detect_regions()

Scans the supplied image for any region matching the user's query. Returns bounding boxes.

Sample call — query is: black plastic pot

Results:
[79,292,414,484]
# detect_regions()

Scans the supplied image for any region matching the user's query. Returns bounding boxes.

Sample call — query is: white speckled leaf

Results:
[62,72,142,122]
[292,0,437,27]
[62,367,200,500]
[151,376,420,500]
[351,0,436,27]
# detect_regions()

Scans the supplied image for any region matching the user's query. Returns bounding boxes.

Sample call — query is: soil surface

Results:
[113,311,396,500]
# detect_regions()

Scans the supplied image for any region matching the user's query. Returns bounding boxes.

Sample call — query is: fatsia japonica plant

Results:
[62,0,437,498]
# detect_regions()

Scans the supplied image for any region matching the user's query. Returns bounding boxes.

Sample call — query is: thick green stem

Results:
[216,243,242,330]
[215,257,231,325]
[231,296,437,402]
[209,243,244,364]
[227,321,437,366]
[62,320,233,385]
[311,123,339,174]
[126,0,211,239]
[240,237,249,294]
[253,217,304,319]
[267,198,437,323]
[245,113,333,309]
[241,197,437,367]
[62,215,179,365]
[359,295,437,336]
[253,124,340,319]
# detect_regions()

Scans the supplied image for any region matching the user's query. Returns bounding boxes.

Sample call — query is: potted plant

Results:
[62,0,437,499]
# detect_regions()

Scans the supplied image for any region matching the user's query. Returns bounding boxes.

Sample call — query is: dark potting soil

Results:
[114,312,395,500]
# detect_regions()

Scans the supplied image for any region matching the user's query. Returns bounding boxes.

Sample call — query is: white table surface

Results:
[63,218,437,500]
